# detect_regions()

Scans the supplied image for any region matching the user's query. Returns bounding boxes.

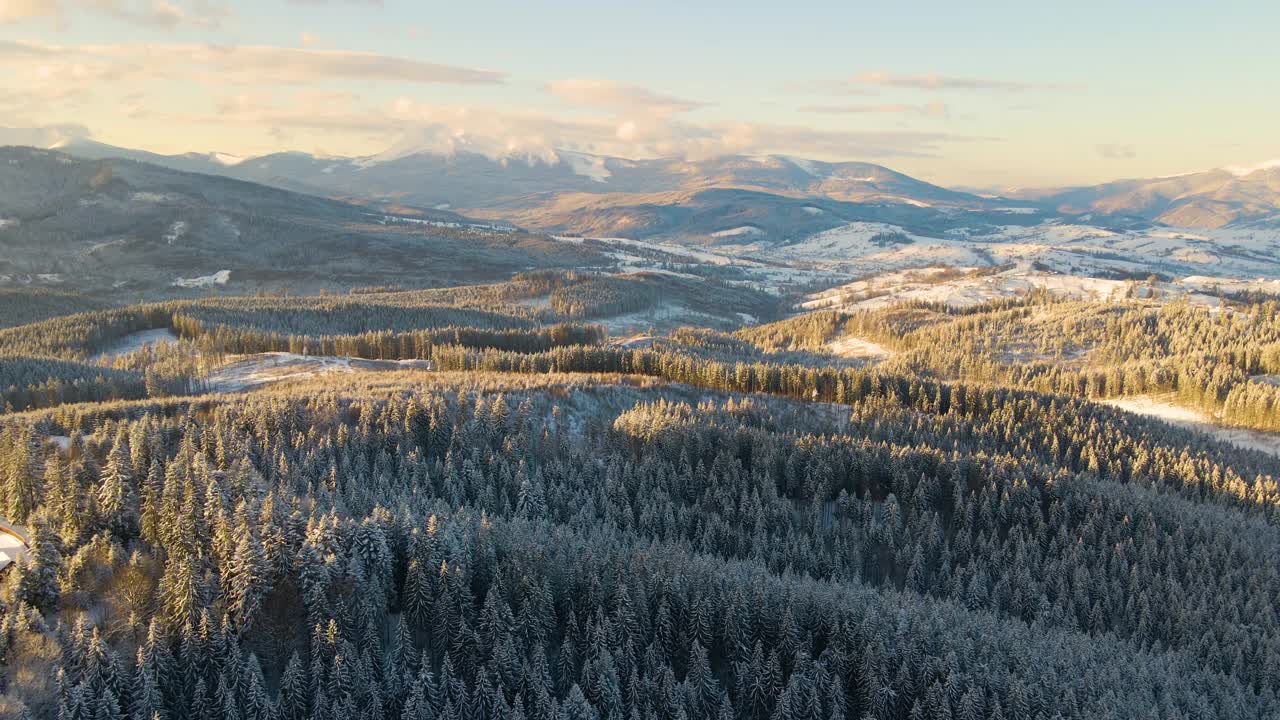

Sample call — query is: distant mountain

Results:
[26,135,1037,241]
[213,148,988,209]
[1016,162,1280,229]
[20,131,1280,239]
[0,147,595,299]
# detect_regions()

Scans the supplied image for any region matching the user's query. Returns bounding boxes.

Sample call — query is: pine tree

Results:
[16,519,62,613]
[99,430,140,539]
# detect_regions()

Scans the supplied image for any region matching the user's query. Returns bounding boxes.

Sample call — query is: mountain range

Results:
[2,128,1280,307]
[19,130,1279,237]
[0,145,594,299]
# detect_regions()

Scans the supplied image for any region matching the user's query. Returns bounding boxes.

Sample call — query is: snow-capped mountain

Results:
[24,136,1032,241]
[8,129,1280,242]
[1014,162,1280,229]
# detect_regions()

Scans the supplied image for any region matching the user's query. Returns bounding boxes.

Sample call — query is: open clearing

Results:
[1103,396,1280,457]
[826,335,892,360]
[206,352,430,392]
[92,328,180,361]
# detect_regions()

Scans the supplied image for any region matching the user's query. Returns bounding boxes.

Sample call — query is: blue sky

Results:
[1,0,1276,187]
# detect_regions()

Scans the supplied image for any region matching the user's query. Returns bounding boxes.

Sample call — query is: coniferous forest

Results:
[2,273,1280,720]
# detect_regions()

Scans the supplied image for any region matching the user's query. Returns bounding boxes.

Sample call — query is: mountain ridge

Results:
[6,130,1280,235]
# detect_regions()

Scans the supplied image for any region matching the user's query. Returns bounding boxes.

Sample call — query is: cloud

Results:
[299,32,322,48]
[851,71,1079,93]
[1,0,232,29]
[544,79,705,116]
[0,124,92,147]
[800,102,949,118]
[3,41,506,90]
[1,41,989,165]
[1096,143,1137,160]
[0,0,58,24]
[185,91,987,163]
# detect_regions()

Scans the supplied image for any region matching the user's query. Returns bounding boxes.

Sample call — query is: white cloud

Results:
[1096,143,1137,160]
[0,40,990,165]
[849,72,1079,93]
[1,0,232,29]
[190,93,986,162]
[0,41,505,94]
[800,102,949,118]
[544,79,705,116]
[0,0,58,24]
[0,124,92,147]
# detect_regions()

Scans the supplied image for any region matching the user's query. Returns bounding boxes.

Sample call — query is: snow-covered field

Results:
[92,328,180,361]
[206,352,430,392]
[767,219,1280,283]
[711,226,764,239]
[172,270,231,288]
[546,217,1279,325]
[827,336,892,360]
[1102,396,1280,457]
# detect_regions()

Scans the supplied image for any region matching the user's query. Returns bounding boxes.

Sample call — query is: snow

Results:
[206,352,430,393]
[827,336,891,360]
[552,235,757,267]
[595,301,729,334]
[1224,159,1280,177]
[771,219,1280,287]
[711,226,764,238]
[210,152,244,167]
[171,270,231,288]
[801,266,1134,312]
[93,328,180,361]
[380,215,513,233]
[164,221,187,244]
[131,192,179,204]
[614,335,658,349]
[1110,397,1280,457]
[781,156,822,177]
[893,197,933,208]
[88,239,127,253]
[514,295,552,309]
[800,206,824,215]
[1102,396,1280,457]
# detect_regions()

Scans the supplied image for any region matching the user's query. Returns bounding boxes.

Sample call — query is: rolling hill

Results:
[1016,162,1280,229]
[0,146,598,299]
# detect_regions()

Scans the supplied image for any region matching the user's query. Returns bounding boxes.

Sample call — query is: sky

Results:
[1,0,1277,188]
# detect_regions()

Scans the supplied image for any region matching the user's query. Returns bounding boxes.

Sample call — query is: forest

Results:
[1,273,1279,719]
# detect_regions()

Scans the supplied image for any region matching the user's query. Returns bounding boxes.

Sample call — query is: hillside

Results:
[4,281,1280,719]
[0,147,597,299]
[45,138,1041,243]
[1018,163,1280,229]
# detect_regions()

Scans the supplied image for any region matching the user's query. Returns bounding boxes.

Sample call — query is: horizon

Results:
[9,125,1279,194]
[3,0,1278,189]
